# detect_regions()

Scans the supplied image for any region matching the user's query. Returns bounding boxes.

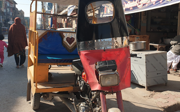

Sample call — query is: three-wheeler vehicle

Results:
[27,0,131,112]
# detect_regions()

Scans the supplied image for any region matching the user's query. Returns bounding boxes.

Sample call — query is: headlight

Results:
[99,70,120,87]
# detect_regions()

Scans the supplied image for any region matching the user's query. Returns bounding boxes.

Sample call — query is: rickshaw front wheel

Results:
[31,92,40,110]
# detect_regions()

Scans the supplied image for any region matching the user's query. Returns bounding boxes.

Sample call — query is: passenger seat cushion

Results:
[38,32,78,55]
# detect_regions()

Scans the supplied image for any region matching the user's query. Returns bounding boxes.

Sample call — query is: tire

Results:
[31,92,40,110]
[108,108,121,112]
[27,80,31,101]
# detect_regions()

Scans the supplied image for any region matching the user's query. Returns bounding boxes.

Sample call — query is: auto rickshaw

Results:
[27,0,130,112]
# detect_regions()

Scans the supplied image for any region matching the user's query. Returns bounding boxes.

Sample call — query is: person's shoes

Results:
[21,64,24,67]
[170,69,178,72]
[167,70,170,74]
[0,63,3,67]
[174,69,178,72]
[170,69,174,71]
[16,66,19,68]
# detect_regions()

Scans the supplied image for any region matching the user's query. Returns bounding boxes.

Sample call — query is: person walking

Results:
[0,34,8,67]
[167,35,180,74]
[8,17,28,68]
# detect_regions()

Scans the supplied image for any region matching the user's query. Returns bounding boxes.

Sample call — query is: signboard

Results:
[101,0,180,15]
[48,3,53,10]
[123,0,180,14]
[67,0,180,16]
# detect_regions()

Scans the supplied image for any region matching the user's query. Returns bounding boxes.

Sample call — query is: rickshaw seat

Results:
[38,54,79,63]
[38,31,79,63]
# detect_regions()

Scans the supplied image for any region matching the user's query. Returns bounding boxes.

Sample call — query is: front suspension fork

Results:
[116,91,124,112]
[100,91,124,112]
[100,92,107,112]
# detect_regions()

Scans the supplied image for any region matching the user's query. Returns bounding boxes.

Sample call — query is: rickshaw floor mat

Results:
[37,72,76,89]
[38,54,79,63]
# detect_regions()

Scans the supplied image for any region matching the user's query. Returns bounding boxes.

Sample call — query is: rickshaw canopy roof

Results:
[33,0,78,5]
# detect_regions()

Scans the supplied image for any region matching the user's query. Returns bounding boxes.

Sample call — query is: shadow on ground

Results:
[34,97,71,112]
[163,103,180,112]
[131,80,180,92]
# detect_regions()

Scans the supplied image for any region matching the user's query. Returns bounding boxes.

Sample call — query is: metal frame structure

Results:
[28,0,78,96]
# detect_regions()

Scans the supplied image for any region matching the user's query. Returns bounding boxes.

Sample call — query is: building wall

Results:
[0,0,25,34]
[24,17,30,29]
[144,5,178,43]
[1,0,17,27]
[15,10,25,25]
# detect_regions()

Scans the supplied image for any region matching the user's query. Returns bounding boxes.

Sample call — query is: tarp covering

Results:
[123,0,180,14]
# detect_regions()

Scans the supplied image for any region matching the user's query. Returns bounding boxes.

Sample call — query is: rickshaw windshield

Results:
[29,0,128,51]
[76,0,129,51]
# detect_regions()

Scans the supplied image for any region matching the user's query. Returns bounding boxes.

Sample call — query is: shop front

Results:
[122,0,180,89]
[123,0,180,51]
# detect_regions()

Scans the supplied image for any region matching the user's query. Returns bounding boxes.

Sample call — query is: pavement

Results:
[0,35,180,112]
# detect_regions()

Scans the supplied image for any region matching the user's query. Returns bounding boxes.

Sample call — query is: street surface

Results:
[0,35,179,112]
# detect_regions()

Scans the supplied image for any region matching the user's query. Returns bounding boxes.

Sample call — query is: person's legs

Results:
[167,51,175,71]
[20,52,26,66]
[14,54,19,67]
[0,52,4,64]
[167,61,172,71]
[172,55,180,71]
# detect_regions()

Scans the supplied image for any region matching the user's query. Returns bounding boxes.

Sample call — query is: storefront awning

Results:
[124,0,180,14]
[58,0,180,16]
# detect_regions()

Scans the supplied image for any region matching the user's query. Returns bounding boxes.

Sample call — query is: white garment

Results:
[167,50,180,71]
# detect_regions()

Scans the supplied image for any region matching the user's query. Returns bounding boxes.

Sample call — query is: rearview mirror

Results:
[86,1,114,24]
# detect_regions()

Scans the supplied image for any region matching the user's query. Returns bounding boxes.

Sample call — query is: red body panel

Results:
[79,47,131,92]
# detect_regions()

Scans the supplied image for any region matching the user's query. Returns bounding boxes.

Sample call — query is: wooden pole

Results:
[30,0,34,13]
[41,2,43,29]
[177,3,180,35]
[141,12,147,35]
[35,0,37,30]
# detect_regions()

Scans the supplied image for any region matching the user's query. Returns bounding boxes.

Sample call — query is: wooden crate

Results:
[129,35,150,50]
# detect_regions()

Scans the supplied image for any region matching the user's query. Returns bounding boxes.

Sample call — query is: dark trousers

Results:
[14,50,26,66]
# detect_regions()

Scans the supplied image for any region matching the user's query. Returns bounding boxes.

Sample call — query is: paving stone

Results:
[169,92,180,96]
[162,92,170,95]
[168,95,176,101]
[175,98,180,103]
[168,99,177,105]
[174,94,180,98]
[156,102,166,108]
[156,98,169,103]
[153,94,162,99]
[159,94,169,99]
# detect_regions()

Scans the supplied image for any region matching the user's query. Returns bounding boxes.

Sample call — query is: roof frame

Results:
[31,0,79,5]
